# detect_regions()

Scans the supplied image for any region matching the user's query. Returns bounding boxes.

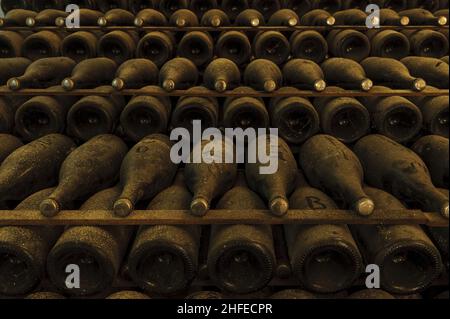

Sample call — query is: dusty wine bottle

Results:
[269,87,320,144]
[47,186,134,297]
[0,134,23,163]
[412,135,449,189]
[7,57,76,91]
[321,58,373,91]
[66,88,125,141]
[351,187,443,294]
[0,31,24,58]
[299,134,375,216]
[134,8,168,26]
[401,56,449,89]
[223,86,270,129]
[136,31,175,68]
[354,134,449,218]
[290,31,328,63]
[379,8,410,25]
[399,8,447,26]
[235,9,265,27]
[159,57,199,91]
[268,9,299,26]
[402,29,449,58]
[300,9,336,26]
[61,31,99,63]
[283,59,326,91]
[253,31,290,65]
[0,57,31,85]
[201,9,230,27]
[366,30,410,60]
[98,30,138,65]
[22,31,63,61]
[326,29,371,62]
[0,96,25,134]
[333,8,368,25]
[246,136,298,216]
[127,173,201,295]
[55,8,103,27]
[25,9,67,27]
[313,90,371,143]
[208,177,276,294]
[112,58,159,90]
[0,134,75,201]
[114,134,178,217]
[171,86,219,131]
[121,87,171,142]
[215,31,252,67]
[15,92,77,142]
[285,172,363,293]
[0,9,36,27]
[40,135,128,217]
[204,58,240,92]
[62,57,118,90]
[244,59,283,92]
[97,8,135,26]
[169,9,199,27]
[177,31,214,67]
[0,188,63,296]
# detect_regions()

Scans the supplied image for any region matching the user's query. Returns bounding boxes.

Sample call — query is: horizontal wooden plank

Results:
[0,209,447,227]
[0,87,448,98]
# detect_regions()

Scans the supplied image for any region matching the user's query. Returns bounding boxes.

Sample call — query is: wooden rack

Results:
[0,209,448,227]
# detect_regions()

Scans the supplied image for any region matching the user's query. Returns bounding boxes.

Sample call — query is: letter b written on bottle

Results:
[65,264,80,289]
[365,264,381,289]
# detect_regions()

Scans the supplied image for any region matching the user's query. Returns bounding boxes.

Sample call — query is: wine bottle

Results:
[47,186,134,297]
[130,0,158,15]
[348,289,395,299]
[55,8,103,27]
[171,86,219,131]
[326,29,371,62]
[190,0,218,17]
[15,92,77,141]
[333,8,368,25]
[121,87,171,142]
[0,134,75,201]
[290,30,328,63]
[354,134,449,218]
[169,9,199,27]
[351,187,443,294]
[321,58,373,91]
[98,8,135,27]
[1,1,31,14]
[98,30,138,65]
[40,135,127,217]
[106,291,150,299]
[299,134,375,216]
[216,31,252,67]
[0,31,23,58]
[0,57,31,85]
[0,134,23,163]
[253,31,290,65]
[61,31,99,63]
[270,290,316,299]
[360,90,422,143]
[379,8,410,26]
[269,87,320,144]
[0,96,24,133]
[136,31,175,68]
[0,188,63,296]
[0,9,36,27]
[201,9,230,27]
[361,57,427,91]
[246,136,298,216]
[300,9,336,26]
[403,29,449,58]
[25,9,67,27]
[62,57,117,90]
[235,9,265,27]
[221,0,250,20]
[127,173,201,295]
[268,9,299,26]
[159,57,199,91]
[177,31,214,67]
[401,56,449,89]
[250,0,281,20]
[7,57,76,91]
[223,86,269,128]
[208,177,275,293]
[399,8,447,26]
[314,91,370,143]
[204,58,240,92]
[134,8,168,26]
[185,137,238,216]
[66,89,125,141]
[283,59,326,91]
[114,134,178,217]
[412,135,449,189]
[112,58,159,90]
[415,95,449,138]
[285,172,363,293]
[22,31,63,61]
[244,59,283,92]
[427,222,449,271]
[367,30,410,60]
[159,0,189,18]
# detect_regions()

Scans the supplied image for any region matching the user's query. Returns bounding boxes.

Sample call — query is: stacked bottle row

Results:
[0,133,448,297]
[1,22,449,64]
[2,0,449,17]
